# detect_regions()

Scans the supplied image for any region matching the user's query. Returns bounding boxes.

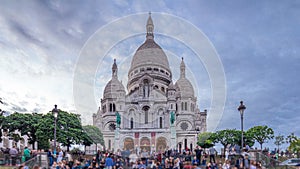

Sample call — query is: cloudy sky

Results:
[1,1,299,148]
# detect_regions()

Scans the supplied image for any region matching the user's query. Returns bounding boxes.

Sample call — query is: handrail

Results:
[254,151,295,169]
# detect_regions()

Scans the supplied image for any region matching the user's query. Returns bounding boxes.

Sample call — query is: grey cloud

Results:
[8,19,44,45]
[32,107,42,113]
[0,0,299,139]
[19,101,28,106]
[12,106,27,113]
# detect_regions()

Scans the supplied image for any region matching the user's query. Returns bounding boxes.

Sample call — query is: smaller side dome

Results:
[175,78,194,98]
[103,59,125,99]
[175,58,195,98]
[103,78,125,99]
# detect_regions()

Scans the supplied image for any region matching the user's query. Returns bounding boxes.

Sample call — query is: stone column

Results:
[114,127,120,153]
[170,124,176,149]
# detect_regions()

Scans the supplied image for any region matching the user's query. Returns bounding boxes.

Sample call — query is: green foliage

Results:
[0,107,95,151]
[2,112,42,149]
[70,148,82,155]
[214,129,240,155]
[244,131,255,147]
[37,136,50,150]
[197,132,216,148]
[0,98,3,142]
[247,125,274,150]
[274,134,285,150]
[36,110,89,151]
[83,125,105,146]
[36,113,55,150]
[286,133,298,144]
[288,139,300,157]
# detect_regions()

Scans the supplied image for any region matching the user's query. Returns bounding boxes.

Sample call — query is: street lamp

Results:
[238,101,246,151]
[52,105,59,156]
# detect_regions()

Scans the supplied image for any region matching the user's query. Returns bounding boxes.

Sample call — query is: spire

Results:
[112,59,118,78]
[180,57,186,78]
[146,12,154,40]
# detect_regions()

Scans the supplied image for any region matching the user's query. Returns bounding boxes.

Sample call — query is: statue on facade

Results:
[170,111,175,125]
[116,112,121,127]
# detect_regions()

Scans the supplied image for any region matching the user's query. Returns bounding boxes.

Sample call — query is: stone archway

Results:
[156,137,167,152]
[123,137,134,151]
[140,137,151,153]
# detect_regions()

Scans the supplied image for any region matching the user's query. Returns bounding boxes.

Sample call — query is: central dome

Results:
[129,38,170,73]
[127,13,172,93]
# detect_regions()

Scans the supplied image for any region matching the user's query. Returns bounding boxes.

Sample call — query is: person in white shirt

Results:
[222,160,230,169]
[56,149,63,163]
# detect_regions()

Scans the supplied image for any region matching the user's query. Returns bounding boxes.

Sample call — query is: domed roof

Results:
[130,39,170,72]
[103,59,125,99]
[175,58,195,98]
[175,78,194,98]
[129,13,171,73]
[103,77,125,99]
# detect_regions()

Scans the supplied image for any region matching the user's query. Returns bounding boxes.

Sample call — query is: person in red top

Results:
[183,161,193,169]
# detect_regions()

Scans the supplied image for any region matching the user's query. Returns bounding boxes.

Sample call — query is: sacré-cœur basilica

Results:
[93,13,207,154]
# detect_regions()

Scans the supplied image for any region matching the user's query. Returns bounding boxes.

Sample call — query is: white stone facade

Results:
[93,14,207,154]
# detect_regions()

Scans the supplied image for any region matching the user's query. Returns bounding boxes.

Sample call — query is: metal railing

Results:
[0,153,48,169]
[0,154,22,166]
[253,152,295,169]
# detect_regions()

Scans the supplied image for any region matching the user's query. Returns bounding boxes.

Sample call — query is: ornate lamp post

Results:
[52,105,59,156]
[238,101,246,151]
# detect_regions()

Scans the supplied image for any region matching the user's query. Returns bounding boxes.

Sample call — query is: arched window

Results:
[181,102,184,111]
[185,102,187,111]
[159,117,163,128]
[170,104,173,109]
[130,118,134,129]
[102,105,106,113]
[143,79,150,98]
[161,87,165,92]
[113,103,116,112]
[143,106,149,124]
[109,103,112,112]
[108,140,111,150]
[179,143,182,154]
[145,111,148,124]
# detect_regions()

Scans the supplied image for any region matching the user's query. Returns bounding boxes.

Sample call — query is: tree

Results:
[247,125,274,150]
[36,113,54,150]
[83,125,105,151]
[81,132,93,152]
[286,133,298,144]
[214,129,240,156]
[244,130,255,147]
[0,98,4,142]
[274,134,285,151]
[288,139,300,158]
[2,112,42,149]
[36,110,90,151]
[197,132,216,148]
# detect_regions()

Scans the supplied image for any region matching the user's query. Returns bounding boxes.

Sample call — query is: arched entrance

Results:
[140,137,151,153]
[156,137,167,152]
[123,138,134,151]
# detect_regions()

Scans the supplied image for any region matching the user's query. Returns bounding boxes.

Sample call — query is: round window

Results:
[180,122,188,131]
[109,123,116,131]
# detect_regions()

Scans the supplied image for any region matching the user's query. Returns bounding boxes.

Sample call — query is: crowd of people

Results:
[1,145,293,169]
[45,146,265,169]
[0,146,34,165]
